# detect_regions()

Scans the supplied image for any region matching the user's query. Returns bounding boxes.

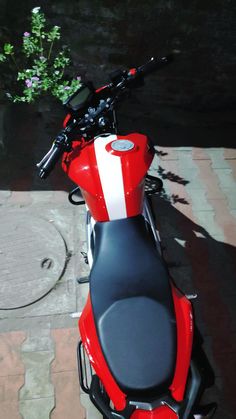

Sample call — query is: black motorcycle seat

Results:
[90,215,176,395]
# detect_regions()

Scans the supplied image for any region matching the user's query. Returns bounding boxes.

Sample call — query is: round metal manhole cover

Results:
[0,214,67,309]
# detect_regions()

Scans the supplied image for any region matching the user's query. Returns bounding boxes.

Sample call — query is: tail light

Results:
[131,405,178,418]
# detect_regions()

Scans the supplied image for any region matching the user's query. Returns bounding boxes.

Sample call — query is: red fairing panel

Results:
[130,286,193,415]
[79,296,127,411]
[79,288,192,412]
[62,139,109,220]
[95,85,109,93]
[170,285,193,401]
[131,406,177,418]
[63,113,71,128]
[62,133,154,221]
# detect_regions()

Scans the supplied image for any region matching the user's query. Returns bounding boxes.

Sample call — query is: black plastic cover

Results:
[64,82,95,111]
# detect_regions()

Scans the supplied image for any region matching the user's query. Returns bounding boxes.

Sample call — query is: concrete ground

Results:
[0,110,235,419]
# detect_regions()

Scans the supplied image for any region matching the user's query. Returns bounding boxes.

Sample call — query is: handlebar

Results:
[37,54,173,179]
[36,132,72,179]
[137,55,173,77]
[37,143,64,179]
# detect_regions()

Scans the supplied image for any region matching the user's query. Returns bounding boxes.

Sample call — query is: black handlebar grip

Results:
[138,55,173,76]
[38,144,64,179]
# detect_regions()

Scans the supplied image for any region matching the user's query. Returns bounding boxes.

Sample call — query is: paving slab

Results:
[19,397,55,419]
[51,328,86,419]
[20,329,55,402]
[0,331,26,419]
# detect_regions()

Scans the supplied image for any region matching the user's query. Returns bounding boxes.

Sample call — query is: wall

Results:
[1,0,236,128]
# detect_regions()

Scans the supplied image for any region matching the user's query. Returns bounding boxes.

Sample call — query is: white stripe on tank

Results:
[94,135,127,220]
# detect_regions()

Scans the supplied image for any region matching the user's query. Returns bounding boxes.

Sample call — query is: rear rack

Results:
[77,340,216,419]
[77,341,93,394]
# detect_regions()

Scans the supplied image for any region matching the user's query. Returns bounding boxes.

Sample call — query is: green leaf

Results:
[31,9,46,35]
[47,26,61,42]
[17,71,26,81]
[53,51,70,69]
[0,53,7,62]
[51,77,82,103]
[4,43,14,55]
[23,36,42,57]
[6,92,13,100]
[13,95,26,103]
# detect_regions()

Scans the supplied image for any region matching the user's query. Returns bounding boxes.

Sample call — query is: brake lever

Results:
[36,144,55,169]
[36,131,72,170]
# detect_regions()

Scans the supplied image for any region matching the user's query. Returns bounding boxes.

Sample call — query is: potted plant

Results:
[0,6,81,106]
[0,6,82,153]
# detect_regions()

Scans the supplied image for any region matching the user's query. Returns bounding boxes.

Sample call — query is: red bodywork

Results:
[79,285,193,415]
[131,406,178,418]
[79,296,127,411]
[62,131,154,221]
[63,114,193,416]
[170,285,193,401]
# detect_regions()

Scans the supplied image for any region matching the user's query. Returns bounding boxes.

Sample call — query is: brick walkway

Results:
[151,145,236,419]
[0,130,235,418]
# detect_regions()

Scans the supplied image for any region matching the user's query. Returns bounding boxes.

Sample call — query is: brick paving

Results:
[19,327,55,418]
[0,331,26,419]
[151,145,236,419]
[51,328,85,419]
[0,117,235,418]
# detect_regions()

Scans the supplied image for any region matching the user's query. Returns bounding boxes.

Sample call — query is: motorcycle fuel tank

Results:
[62,133,154,221]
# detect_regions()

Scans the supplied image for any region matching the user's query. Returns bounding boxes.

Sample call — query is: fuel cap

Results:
[111,139,135,152]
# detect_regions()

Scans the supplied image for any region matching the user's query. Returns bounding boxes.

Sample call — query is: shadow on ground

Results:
[152,192,236,419]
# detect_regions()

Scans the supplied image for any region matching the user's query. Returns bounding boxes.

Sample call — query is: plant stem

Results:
[40,36,43,52]
[48,41,54,60]
[10,54,19,70]
[39,29,43,55]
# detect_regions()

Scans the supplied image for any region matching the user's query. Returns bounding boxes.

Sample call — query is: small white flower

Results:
[32,6,41,14]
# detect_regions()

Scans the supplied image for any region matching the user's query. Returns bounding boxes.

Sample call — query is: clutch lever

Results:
[36,144,55,169]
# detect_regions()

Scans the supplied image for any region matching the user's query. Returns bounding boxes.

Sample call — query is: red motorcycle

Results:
[37,56,216,418]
